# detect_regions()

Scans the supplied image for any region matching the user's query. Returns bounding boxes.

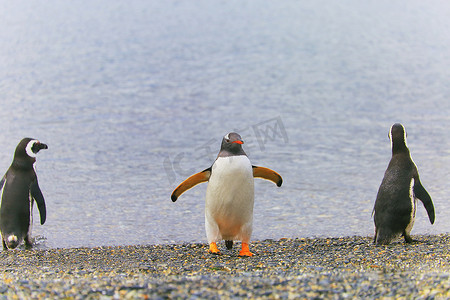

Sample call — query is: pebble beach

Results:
[0,234,449,299]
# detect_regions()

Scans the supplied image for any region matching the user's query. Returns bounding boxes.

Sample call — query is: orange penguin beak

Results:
[232,140,243,144]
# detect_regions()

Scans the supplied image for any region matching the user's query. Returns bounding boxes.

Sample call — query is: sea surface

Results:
[0,1,449,248]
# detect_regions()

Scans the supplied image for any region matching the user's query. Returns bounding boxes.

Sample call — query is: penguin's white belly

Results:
[205,156,254,241]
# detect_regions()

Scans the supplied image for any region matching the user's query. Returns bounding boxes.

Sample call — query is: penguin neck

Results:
[11,158,35,170]
[391,143,409,156]
[217,149,247,158]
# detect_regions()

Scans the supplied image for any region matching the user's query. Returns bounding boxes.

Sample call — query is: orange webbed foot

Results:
[239,243,253,257]
[209,242,221,255]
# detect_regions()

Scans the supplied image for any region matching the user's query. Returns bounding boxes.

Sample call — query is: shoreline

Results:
[0,234,449,299]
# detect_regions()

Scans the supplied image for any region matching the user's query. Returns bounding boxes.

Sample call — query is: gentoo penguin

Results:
[373,124,434,245]
[0,138,48,249]
[171,132,282,256]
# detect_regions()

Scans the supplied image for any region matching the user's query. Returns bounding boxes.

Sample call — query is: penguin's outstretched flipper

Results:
[30,179,46,225]
[171,168,211,202]
[413,178,435,224]
[252,166,283,187]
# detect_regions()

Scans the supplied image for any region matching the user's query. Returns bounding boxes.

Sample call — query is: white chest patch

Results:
[208,156,254,199]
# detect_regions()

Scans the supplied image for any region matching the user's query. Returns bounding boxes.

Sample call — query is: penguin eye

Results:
[225,139,230,143]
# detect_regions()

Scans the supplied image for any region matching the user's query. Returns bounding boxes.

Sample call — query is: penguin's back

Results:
[374,155,416,231]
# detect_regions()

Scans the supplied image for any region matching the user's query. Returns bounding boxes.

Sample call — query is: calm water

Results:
[0,1,449,248]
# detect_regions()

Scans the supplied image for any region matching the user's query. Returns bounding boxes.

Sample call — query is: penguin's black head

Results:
[389,123,408,154]
[14,138,48,162]
[219,132,246,156]
[30,140,48,154]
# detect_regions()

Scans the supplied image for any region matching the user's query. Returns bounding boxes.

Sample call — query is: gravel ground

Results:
[0,234,449,299]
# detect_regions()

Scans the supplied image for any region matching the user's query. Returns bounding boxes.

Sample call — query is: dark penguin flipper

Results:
[413,179,435,224]
[30,179,46,225]
[225,240,233,250]
[171,168,211,202]
[252,166,283,187]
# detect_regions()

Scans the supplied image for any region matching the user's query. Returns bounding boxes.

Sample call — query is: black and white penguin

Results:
[373,124,434,245]
[0,138,48,249]
[171,132,282,256]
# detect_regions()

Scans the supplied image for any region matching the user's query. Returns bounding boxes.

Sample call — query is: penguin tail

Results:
[225,240,233,250]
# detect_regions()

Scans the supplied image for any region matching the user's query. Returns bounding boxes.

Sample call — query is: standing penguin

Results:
[0,138,48,249]
[373,124,434,245]
[171,132,282,256]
